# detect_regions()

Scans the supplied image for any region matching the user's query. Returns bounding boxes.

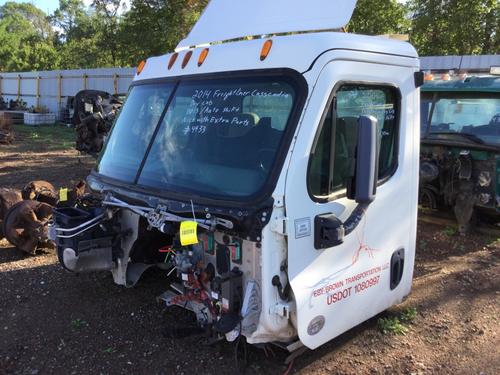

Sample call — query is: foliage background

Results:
[0,0,497,72]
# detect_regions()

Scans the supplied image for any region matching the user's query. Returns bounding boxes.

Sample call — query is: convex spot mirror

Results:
[347,115,379,204]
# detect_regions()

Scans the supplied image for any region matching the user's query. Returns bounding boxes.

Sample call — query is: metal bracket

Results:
[270,301,294,319]
[273,195,285,208]
[270,217,288,236]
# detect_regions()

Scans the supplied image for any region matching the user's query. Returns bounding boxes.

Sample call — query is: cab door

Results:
[285,59,419,349]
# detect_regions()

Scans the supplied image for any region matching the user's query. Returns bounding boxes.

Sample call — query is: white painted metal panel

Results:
[420,54,500,72]
[139,32,417,83]
[0,67,135,115]
[178,0,357,48]
[284,57,419,348]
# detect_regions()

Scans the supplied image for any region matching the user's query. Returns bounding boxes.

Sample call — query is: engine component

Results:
[419,161,439,183]
[454,180,476,234]
[212,268,243,334]
[2,200,53,254]
[479,193,491,205]
[216,244,231,274]
[0,188,22,239]
[419,144,499,233]
[458,151,472,180]
[418,184,439,209]
[74,90,123,154]
[174,243,204,274]
[478,171,492,187]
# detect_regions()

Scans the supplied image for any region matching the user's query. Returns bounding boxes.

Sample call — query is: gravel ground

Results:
[0,126,499,375]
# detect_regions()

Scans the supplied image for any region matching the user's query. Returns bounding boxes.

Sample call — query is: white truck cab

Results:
[51,0,421,351]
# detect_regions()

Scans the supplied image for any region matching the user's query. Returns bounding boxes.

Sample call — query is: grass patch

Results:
[70,318,87,328]
[441,226,457,237]
[13,124,75,151]
[378,307,417,335]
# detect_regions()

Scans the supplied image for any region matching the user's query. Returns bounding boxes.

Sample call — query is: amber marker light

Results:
[198,48,209,67]
[260,39,273,61]
[182,50,193,69]
[136,60,146,75]
[424,73,434,81]
[168,53,178,70]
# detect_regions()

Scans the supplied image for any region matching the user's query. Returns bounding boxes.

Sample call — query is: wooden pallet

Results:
[0,111,26,125]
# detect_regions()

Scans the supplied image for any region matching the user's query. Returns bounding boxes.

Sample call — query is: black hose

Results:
[343,203,369,236]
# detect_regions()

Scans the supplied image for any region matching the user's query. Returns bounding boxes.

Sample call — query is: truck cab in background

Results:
[50,0,422,351]
[420,73,500,233]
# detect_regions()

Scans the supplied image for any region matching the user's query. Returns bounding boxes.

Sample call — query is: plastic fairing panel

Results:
[177,0,357,49]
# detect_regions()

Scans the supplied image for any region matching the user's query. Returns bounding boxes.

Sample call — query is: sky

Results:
[0,0,131,15]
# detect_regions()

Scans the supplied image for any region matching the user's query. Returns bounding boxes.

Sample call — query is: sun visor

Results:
[177,0,357,49]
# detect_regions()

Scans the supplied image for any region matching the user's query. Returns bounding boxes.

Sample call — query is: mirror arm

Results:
[343,202,369,236]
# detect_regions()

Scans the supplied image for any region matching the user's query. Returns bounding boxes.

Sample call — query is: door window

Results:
[308,84,399,199]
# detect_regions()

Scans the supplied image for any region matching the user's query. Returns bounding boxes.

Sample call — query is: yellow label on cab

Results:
[180,221,198,246]
[59,188,68,202]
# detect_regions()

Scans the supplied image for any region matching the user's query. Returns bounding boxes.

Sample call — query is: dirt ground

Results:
[0,126,499,375]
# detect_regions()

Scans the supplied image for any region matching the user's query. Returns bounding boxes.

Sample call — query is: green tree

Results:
[0,2,59,71]
[51,0,88,39]
[408,0,499,55]
[349,0,410,35]
[53,0,120,68]
[92,0,124,66]
[0,1,53,38]
[118,0,208,66]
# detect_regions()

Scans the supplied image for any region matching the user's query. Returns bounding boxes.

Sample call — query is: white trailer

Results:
[51,0,422,351]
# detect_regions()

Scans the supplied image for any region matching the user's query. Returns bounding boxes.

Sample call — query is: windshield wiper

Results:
[428,132,485,145]
[103,195,234,231]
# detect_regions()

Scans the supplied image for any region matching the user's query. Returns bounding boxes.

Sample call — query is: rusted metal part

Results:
[2,200,53,254]
[73,90,123,155]
[0,117,14,144]
[419,144,499,234]
[1,180,88,252]
[0,188,22,239]
[22,180,58,206]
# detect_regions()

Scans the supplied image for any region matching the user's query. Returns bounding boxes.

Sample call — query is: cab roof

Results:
[421,76,500,93]
[134,31,419,83]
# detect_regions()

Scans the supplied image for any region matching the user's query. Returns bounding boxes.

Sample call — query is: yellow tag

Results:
[59,188,68,202]
[180,221,198,246]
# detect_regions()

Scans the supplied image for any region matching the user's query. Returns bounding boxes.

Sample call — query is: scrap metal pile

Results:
[73,90,123,154]
[0,180,86,254]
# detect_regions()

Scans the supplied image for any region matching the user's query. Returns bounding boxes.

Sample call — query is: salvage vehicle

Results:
[73,90,123,154]
[420,73,500,233]
[50,0,422,353]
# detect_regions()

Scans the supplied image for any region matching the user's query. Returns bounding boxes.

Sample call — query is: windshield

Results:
[422,93,500,145]
[97,74,300,200]
[98,83,175,182]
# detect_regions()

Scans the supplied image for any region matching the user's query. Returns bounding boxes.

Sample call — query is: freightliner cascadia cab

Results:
[51,0,422,352]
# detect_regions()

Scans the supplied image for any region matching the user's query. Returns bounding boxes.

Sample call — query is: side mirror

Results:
[347,115,379,204]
